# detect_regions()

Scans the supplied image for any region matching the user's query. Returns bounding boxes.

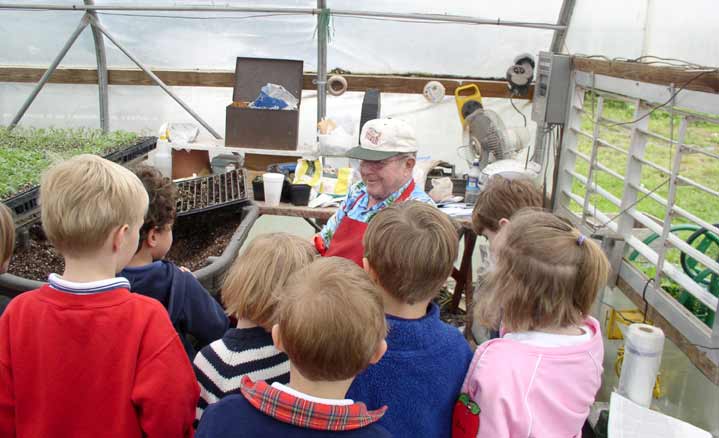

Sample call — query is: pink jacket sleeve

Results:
[459,341,525,438]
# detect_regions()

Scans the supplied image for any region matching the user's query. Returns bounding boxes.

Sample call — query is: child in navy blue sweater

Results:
[196,257,391,438]
[347,201,473,438]
[120,165,228,358]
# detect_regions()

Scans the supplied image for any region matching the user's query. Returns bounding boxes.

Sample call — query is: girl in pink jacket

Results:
[453,210,610,438]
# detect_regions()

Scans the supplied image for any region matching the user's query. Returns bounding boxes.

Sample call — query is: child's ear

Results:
[146,227,159,248]
[498,218,510,228]
[271,324,285,353]
[362,258,379,282]
[111,224,129,252]
[369,339,387,365]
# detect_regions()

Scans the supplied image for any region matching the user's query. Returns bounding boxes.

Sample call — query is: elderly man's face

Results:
[360,155,415,201]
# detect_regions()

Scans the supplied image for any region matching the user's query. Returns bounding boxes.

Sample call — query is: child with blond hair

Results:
[453,210,609,438]
[0,204,15,316]
[348,200,473,438]
[0,155,198,437]
[193,233,317,421]
[196,257,390,437]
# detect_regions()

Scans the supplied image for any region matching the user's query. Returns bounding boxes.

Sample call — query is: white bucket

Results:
[262,172,285,206]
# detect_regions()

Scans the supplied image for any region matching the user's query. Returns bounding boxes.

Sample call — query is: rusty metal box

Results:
[225,57,304,150]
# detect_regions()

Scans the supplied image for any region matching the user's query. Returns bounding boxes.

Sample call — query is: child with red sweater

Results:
[0,155,199,438]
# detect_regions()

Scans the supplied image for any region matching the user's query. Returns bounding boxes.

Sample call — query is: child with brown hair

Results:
[196,257,391,437]
[0,203,15,316]
[193,233,317,422]
[471,175,543,243]
[453,210,609,438]
[120,165,228,358]
[347,200,473,438]
[0,155,198,438]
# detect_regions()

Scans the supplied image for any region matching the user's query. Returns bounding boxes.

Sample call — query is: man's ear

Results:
[271,324,285,353]
[369,339,387,365]
[111,224,129,252]
[404,157,416,170]
[498,218,510,228]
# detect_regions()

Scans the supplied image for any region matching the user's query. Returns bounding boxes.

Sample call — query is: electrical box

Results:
[531,51,571,125]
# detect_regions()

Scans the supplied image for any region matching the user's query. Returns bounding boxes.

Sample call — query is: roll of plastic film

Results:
[327,75,348,96]
[618,324,665,407]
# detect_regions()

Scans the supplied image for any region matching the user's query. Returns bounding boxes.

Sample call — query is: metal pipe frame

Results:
[316,0,327,124]
[9,13,90,128]
[0,3,567,31]
[84,0,109,132]
[87,16,222,139]
[550,0,576,52]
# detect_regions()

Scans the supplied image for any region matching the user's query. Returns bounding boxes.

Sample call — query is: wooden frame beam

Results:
[0,66,533,99]
[572,57,719,95]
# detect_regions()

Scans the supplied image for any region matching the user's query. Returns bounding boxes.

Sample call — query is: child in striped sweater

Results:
[193,233,317,421]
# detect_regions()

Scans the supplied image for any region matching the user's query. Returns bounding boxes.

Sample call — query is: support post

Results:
[581,94,604,223]
[9,14,90,129]
[552,75,583,212]
[653,117,688,287]
[550,0,576,53]
[316,0,328,124]
[88,16,222,139]
[84,0,109,132]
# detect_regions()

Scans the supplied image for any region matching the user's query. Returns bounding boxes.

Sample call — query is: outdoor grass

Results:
[0,127,138,199]
[566,94,719,325]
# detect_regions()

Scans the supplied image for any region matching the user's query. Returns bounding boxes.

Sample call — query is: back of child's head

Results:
[363,201,458,304]
[0,203,15,271]
[275,257,387,381]
[222,233,317,328]
[40,154,148,256]
[472,176,543,236]
[476,209,609,332]
[134,165,178,245]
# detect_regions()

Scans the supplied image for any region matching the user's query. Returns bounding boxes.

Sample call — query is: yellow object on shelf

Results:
[454,84,483,125]
[605,308,652,340]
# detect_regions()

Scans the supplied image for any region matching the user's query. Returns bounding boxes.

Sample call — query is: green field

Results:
[0,127,138,199]
[568,94,719,325]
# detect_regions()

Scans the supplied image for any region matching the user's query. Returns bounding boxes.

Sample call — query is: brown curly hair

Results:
[134,165,178,250]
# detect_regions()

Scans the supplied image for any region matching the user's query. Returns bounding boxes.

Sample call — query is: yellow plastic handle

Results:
[455,84,481,98]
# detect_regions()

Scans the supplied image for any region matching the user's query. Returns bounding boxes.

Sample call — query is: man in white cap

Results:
[314,118,434,266]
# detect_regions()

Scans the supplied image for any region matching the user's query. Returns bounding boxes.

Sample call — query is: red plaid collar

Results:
[240,376,387,431]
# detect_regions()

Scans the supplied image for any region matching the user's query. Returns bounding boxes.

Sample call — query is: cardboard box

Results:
[225,57,304,150]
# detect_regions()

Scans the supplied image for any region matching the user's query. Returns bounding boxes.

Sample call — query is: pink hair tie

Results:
[577,235,586,246]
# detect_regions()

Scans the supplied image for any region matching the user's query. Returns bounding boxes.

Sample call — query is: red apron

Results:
[322,180,415,266]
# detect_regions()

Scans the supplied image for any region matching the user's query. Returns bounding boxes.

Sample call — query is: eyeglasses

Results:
[360,155,407,169]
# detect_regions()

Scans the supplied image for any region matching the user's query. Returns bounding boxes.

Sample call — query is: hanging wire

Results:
[509,95,527,127]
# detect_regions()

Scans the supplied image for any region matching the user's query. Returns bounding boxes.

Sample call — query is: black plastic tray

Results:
[3,136,158,225]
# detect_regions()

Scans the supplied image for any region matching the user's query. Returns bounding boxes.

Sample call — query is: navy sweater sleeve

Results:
[174,269,229,347]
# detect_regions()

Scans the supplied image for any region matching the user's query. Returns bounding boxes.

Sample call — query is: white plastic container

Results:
[262,172,285,207]
[153,140,173,179]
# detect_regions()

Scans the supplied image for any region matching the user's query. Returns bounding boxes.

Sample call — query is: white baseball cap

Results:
[346,118,418,161]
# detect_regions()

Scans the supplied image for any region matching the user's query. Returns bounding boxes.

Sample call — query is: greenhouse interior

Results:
[0,1,718,437]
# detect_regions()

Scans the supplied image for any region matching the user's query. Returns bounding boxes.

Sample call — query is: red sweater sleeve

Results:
[131,331,200,438]
[0,313,15,438]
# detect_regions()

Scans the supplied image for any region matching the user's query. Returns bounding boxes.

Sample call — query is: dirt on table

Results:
[8,206,249,282]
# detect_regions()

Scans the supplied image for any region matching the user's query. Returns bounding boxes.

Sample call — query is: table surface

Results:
[254,199,473,227]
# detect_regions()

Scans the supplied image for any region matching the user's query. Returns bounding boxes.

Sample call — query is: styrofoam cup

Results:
[262,172,285,206]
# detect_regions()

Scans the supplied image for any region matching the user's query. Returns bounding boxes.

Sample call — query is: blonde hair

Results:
[472,176,543,235]
[364,201,458,304]
[221,233,317,328]
[40,154,148,256]
[0,203,15,266]
[475,209,610,332]
[276,257,387,381]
